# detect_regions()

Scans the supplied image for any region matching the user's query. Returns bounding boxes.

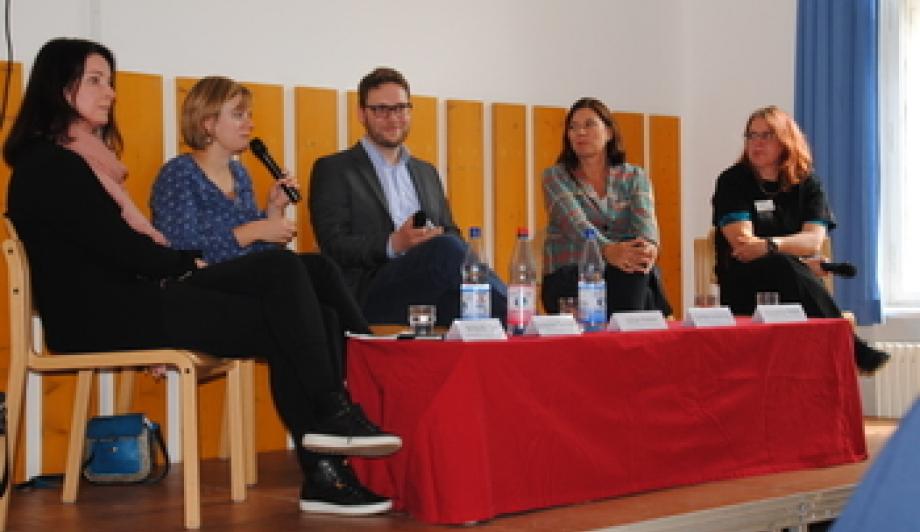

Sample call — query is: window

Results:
[880,0,920,309]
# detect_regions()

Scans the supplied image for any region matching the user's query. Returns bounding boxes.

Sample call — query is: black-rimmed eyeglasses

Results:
[365,103,413,118]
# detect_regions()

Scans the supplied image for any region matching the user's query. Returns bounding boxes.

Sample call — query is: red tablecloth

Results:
[348,318,866,524]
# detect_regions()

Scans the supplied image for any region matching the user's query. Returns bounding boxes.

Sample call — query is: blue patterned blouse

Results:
[151,154,277,264]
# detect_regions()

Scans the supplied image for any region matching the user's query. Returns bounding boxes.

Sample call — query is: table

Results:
[347,318,866,524]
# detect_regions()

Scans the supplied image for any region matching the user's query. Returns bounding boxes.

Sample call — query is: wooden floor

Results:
[4,419,897,531]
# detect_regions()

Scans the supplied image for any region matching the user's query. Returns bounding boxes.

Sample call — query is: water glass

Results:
[558,296,578,316]
[756,292,780,306]
[408,304,436,336]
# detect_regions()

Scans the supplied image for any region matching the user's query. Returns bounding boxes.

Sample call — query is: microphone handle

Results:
[255,152,301,203]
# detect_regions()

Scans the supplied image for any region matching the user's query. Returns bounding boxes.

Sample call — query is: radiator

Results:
[860,342,920,418]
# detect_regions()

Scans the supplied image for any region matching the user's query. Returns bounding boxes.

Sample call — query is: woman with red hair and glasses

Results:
[711,105,888,373]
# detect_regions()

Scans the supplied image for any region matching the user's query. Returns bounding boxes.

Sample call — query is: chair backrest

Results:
[3,219,42,363]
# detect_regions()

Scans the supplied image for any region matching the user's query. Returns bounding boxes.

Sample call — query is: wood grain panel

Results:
[175,77,289,454]
[0,62,23,390]
[613,112,645,168]
[446,100,484,236]
[405,95,438,167]
[649,115,682,318]
[294,86,338,252]
[492,103,527,283]
[531,106,566,243]
[108,71,169,460]
[346,91,361,147]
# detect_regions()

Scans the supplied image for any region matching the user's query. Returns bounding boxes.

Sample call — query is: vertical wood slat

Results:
[649,115,683,318]
[492,103,527,283]
[0,62,23,388]
[405,95,438,168]
[175,77,289,455]
[294,86,338,252]
[613,112,645,168]
[105,72,169,468]
[446,100,484,237]
[346,91,361,147]
[531,106,566,262]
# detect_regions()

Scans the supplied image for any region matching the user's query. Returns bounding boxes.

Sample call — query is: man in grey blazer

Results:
[309,67,506,326]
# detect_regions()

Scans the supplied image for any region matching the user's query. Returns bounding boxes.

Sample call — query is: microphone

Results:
[820,261,857,278]
[249,138,301,203]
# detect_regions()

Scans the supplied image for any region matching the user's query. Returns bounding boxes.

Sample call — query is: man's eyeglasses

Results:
[744,131,776,142]
[365,103,413,118]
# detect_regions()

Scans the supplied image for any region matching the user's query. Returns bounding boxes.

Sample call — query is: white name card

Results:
[525,315,581,336]
[445,318,508,341]
[752,303,808,324]
[606,310,668,332]
[685,306,736,328]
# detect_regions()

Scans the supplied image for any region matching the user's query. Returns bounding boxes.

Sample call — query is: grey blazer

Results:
[309,142,460,301]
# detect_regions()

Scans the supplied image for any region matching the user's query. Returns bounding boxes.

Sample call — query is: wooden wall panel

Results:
[531,106,566,259]
[175,77,289,454]
[294,86,338,252]
[0,62,23,390]
[405,95,438,167]
[613,111,645,168]
[649,115,683,318]
[446,100,484,237]
[346,91,361,147]
[107,71,170,463]
[492,103,527,283]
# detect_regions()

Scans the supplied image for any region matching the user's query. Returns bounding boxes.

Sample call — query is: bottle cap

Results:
[469,226,481,238]
[583,228,597,239]
[516,227,529,238]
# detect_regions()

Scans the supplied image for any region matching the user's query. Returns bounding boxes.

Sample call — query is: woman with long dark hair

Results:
[4,37,398,516]
[540,97,669,315]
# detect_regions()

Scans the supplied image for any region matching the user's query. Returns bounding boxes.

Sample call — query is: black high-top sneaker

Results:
[299,457,392,515]
[302,391,402,456]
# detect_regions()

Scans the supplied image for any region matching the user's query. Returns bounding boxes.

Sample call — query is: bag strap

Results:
[142,420,170,484]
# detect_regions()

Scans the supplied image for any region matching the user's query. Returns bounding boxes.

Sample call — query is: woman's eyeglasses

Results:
[744,131,776,141]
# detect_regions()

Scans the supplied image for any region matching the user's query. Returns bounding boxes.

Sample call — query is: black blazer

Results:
[308,142,459,301]
[6,140,198,352]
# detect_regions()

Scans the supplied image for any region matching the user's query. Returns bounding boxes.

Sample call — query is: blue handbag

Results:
[82,413,169,484]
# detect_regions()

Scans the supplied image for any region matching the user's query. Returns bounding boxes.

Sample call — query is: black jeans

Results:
[717,253,841,318]
[362,234,508,326]
[161,249,366,473]
[542,263,671,315]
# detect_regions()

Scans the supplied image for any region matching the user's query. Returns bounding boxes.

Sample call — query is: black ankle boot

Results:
[300,457,392,515]
[855,337,890,374]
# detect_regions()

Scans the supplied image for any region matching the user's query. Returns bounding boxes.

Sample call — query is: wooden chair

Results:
[0,224,247,530]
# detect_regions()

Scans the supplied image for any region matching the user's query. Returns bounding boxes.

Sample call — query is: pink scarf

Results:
[62,122,168,245]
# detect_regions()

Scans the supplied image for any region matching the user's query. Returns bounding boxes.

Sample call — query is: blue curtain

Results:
[795,0,882,324]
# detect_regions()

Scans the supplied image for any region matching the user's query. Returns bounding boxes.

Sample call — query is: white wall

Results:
[8,0,798,316]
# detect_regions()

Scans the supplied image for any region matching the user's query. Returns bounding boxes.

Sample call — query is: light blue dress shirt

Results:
[360,137,421,257]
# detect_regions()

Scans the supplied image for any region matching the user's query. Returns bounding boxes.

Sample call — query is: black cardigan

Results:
[6,140,198,352]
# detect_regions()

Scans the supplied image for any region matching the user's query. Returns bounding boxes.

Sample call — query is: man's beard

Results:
[367,127,409,149]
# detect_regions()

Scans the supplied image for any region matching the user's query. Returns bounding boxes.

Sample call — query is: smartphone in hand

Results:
[412,210,428,228]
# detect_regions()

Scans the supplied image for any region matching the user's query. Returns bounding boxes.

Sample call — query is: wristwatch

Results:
[765,237,779,255]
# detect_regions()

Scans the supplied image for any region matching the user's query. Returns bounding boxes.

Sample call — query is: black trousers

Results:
[542,264,672,315]
[717,253,841,318]
[161,249,368,474]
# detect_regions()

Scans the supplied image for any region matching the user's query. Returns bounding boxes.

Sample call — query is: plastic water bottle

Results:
[578,228,607,331]
[460,226,491,320]
[507,227,537,335]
